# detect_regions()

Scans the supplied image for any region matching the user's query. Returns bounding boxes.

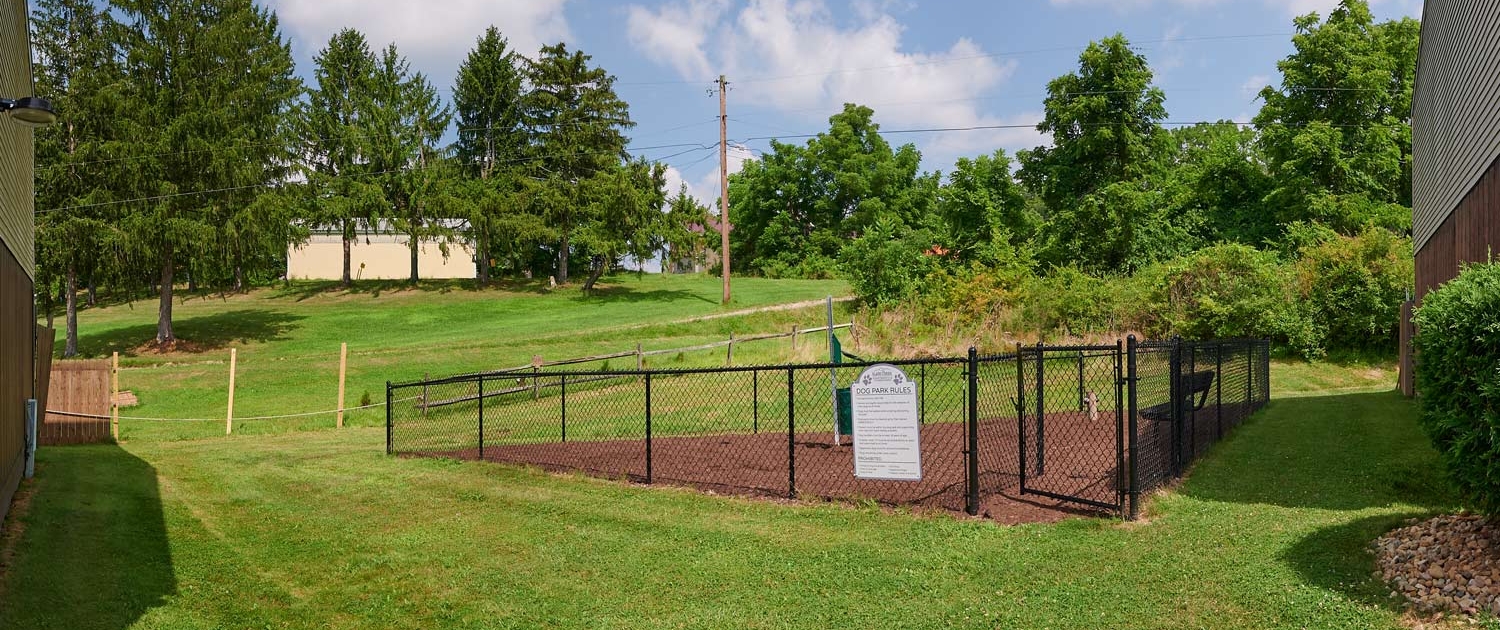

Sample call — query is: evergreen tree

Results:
[523,42,633,284]
[453,27,529,283]
[31,0,124,356]
[111,0,299,344]
[296,28,382,287]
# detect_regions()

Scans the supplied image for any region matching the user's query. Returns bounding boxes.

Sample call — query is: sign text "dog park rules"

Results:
[850,364,922,481]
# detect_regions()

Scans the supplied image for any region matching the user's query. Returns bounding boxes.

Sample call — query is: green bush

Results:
[839,218,937,306]
[1145,244,1320,355]
[1294,228,1412,351]
[1019,266,1118,336]
[1413,262,1500,515]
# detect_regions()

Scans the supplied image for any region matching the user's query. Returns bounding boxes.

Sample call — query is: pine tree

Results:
[31,0,124,356]
[453,27,528,284]
[523,43,634,284]
[297,28,382,288]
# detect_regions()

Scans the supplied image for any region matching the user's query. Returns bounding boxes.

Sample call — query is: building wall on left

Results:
[0,0,37,524]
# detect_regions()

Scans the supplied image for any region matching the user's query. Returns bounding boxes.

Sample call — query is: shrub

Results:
[1145,244,1320,355]
[1413,261,1500,515]
[1019,266,1119,336]
[1294,228,1413,352]
[839,218,938,306]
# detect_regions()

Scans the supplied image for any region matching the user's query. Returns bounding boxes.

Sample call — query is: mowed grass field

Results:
[1,274,1456,629]
[49,274,852,441]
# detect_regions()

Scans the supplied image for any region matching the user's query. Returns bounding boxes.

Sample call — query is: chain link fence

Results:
[388,338,1270,521]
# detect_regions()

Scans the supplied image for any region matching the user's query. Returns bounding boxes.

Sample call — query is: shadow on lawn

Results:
[576,284,715,305]
[74,309,303,358]
[1178,390,1456,512]
[270,278,554,301]
[0,444,174,629]
[1281,512,1434,612]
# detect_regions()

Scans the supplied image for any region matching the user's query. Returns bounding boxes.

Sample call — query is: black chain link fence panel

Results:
[389,339,1271,521]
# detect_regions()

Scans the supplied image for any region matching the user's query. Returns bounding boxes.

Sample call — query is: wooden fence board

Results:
[40,359,112,445]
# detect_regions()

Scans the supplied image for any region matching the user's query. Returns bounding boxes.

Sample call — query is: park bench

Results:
[1140,370,1215,422]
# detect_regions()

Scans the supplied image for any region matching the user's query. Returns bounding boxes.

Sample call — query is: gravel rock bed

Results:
[1373,514,1500,619]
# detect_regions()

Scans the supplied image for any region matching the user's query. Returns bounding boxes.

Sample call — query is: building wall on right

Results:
[1411,0,1500,299]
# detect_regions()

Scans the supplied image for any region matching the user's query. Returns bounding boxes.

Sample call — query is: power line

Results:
[730,118,1410,144]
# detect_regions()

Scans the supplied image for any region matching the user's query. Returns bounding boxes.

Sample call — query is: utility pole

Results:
[718,74,732,305]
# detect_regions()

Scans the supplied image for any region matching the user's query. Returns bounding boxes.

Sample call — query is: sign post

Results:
[827,296,839,446]
[850,364,922,481]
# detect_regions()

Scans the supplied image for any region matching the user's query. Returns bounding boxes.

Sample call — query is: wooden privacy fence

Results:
[41,360,113,445]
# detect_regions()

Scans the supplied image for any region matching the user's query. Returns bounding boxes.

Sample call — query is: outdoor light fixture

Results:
[0,96,57,127]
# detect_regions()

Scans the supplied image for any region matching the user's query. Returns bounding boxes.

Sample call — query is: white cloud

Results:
[625,0,1038,165]
[1240,73,1271,98]
[1048,0,1418,15]
[268,0,571,81]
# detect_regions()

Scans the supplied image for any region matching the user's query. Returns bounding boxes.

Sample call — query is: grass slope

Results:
[1,387,1457,629]
[50,274,849,441]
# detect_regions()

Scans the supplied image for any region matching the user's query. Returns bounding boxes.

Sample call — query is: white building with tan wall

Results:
[287,220,477,281]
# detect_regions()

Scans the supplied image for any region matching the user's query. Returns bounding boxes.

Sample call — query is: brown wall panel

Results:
[0,235,32,524]
[1416,154,1500,301]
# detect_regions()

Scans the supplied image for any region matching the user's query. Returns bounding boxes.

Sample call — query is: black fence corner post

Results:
[478,375,485,460]
[1113,339,1125,516]
[1016,343,1027,495]
[385,380,393,456]
[1035,341,1046,477]
[1125,336,1140,521]
[1169,335,1183,477]
[787,368,796,499]
[561,374,568,443]
[966,347,980,516]
[645,373,653,484]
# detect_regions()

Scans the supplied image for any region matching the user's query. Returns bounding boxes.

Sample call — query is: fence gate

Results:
[1017,344,1125,512]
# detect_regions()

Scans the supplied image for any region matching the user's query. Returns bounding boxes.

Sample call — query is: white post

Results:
[336,342,348,428]
[111,351,119,440]
[226,348,237,435]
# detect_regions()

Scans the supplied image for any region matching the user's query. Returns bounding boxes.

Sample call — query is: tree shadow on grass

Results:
[575,285,715,306]
[1180,391,1458,512]
[73,309,304,358]
[0,444,174,629]
[1280,512,1436,613]
[269,278,554,302]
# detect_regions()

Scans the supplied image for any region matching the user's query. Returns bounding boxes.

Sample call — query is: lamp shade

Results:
[4,96,57,127]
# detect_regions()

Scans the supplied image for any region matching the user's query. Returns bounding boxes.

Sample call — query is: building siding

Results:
[0,0,32,279]
[1411,0,1500,252]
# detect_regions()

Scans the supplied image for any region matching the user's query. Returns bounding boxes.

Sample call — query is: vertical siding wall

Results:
[0,0,35,523]
[1411,0,1500,254]
[1416,155,1500,299]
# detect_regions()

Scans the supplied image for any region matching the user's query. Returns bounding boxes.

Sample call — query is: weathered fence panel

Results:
[41,360,112,445]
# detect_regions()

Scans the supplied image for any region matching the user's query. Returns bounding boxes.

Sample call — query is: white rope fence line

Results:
[44,396,421,423]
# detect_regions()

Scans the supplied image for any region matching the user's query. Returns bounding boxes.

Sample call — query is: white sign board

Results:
[851,364,922,481]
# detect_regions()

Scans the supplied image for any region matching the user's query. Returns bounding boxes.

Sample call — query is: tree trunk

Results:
[234,264,245,293]
[476,232,489,285]
[557,231,570,284]
[409,232,420,285]
[86,278,96,307]
[157,247,175,345]
[581,256,606,293]
[64,264,79,358]
[341,220,353,288]
[187,270,197,293]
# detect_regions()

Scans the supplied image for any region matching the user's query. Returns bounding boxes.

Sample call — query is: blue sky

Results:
[264,0,1423,203]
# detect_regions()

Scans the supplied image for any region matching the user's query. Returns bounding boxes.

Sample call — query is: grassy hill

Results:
[49,274,851,440]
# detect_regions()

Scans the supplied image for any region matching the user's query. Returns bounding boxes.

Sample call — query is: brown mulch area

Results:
[426,413,1124,524]
[1374,514,1500,619]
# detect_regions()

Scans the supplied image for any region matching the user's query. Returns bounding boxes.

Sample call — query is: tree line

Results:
[727,0,1417,357]
[32,0,712,356]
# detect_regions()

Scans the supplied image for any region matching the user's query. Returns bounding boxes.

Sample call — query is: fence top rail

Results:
[391,353,993,389]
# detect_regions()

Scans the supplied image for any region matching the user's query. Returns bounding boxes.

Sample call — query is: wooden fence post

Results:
[336,342,347,428]
[422,372,429,418]
[636,342,643,371]
[727,333,735,365]
[226,348,237,435]
[111,351,119,440]
[792,326,799,351]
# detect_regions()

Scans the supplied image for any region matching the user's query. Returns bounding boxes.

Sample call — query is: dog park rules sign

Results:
[850,364,922,481]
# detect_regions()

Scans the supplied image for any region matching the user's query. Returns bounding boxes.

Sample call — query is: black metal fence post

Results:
[1035,341,1046,477]
[920,362,927,425]
[478,375,486,459]
[1215,344,1223,439]
[1187,341,1197,460]
[787,368,796,499]
[1170,336,1183,477]
[645,373,653,484]
[1246,341,1254,411]
[752,369,759,434]
[966,347,980,516]
[561,374,568,443]
[385,381,393,455]
[1114,340,1125,511]
[1016,343,1027,494]
[1126,336,1140,521]
[1077,351,1086,411]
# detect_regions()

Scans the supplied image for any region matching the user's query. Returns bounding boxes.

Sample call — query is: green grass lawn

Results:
[9,275,1453,628]
[49,274,851,441]
[0,383,1457,629]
